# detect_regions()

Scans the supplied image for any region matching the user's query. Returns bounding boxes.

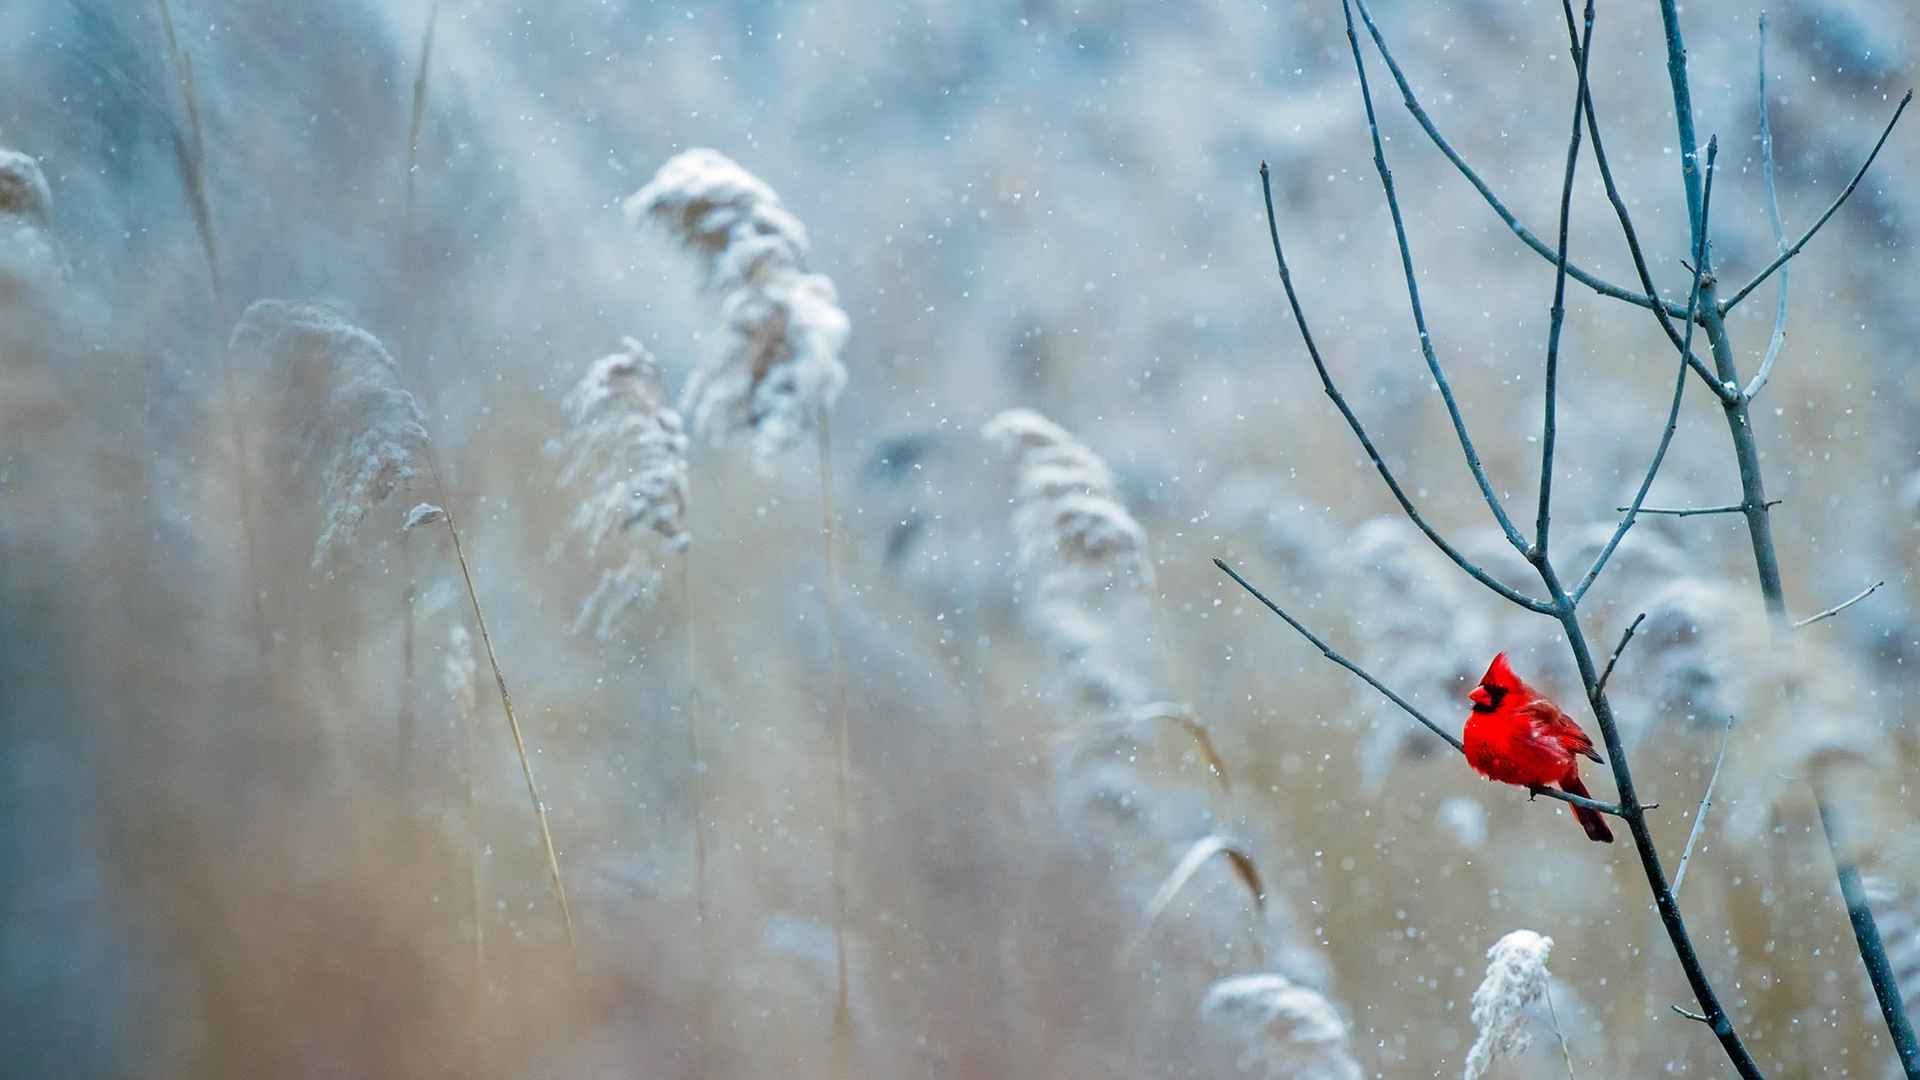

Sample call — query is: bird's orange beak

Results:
[1468,684,1492,707]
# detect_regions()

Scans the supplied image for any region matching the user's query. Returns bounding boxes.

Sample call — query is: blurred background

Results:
[2,0,1917,1076]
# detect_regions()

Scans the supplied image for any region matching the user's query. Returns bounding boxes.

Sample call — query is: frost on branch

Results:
[230,300,429,568]
[551,337,691,640]
[1201,973,1362,1080]
[626,148,847,471]
[1464,929,1555,1080]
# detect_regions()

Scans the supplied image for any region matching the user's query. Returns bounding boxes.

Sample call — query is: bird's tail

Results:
[1560,774,1615,844]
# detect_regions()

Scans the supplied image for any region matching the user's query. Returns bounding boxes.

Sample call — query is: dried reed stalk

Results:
[1133,834,1267,968]
[155,1,272,665]
[1056,701,1231,792]
[234,300,574,954]
[404,1,438,231]
[429,458,576,954]
[629,149,852,1068]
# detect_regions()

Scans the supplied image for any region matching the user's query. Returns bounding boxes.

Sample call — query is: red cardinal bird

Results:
[1464,653,1613,843]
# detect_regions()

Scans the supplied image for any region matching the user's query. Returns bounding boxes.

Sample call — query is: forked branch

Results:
[1718,89,1912,314]
[1257,163,1549,613]
[1338,0,1530,557]
[1344,0,1689,322]
[1212,559,1624,820]
[1236,5,1765,1073]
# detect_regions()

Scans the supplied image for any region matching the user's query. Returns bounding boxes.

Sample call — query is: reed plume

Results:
[1464,929,1558,1080]
[0,149,60,294]
[551,333,711,1046]
[627,148,852,1065]
[625,148,848,472]
[982,407,1153,709]
[1200,973,1362,1080]
[551,337,691,640]
[229,301,430,567]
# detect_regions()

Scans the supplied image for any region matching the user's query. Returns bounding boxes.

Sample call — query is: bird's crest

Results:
[1480,651,1521,691]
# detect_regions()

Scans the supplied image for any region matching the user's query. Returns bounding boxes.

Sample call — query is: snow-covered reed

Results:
[983,407,1153,708]
[626,148,848,471]
[1201,973,1362,1080]
[552,337,691,639]
[1465,929,1556,1079]
[0,148,59,293]
[229,300,429,568]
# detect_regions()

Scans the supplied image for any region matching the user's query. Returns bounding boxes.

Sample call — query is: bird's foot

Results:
[1527,786,1545,802]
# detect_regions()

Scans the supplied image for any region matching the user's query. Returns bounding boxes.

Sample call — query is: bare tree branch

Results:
[1547,0,1731,402]
[1742,14,1790,403]
[1614,501,1779,518]
[1534,1,1598,562]
[1719,89,1912,314]
[1214,558,1461,754]
[1212,559,1628,819]
[1344,0,1693,322]
[1818,798,1920,1077]
[1655,2,1905,1072]
[1792,580,1885,629]
[1258,163,1551,612]
[1594,612,1646,698]
[1571,137,1719,606]
[1338,0,1532,557]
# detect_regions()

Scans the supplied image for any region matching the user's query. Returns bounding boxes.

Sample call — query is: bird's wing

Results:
[1521,699,1605,765]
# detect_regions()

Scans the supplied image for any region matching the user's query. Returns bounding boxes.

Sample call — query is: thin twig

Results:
[1258,164,1549,613]
[1719,90,1913,313]
[1213,559,1628,820]
[1743,14,1790,402]
[1594,613,1646,698]
[1546,984,1579,1080]
[1572,137,1720,605]
[1671,716,1733,899]
[1534,0,1597,562]
[428,452,575,954]
[1345,0,1692,321]
[1548,0,1729,400]
[1215,558,1459,753]
[1672,1005,1712,1024]
[1340,0,1531,557]
[1614,501,1779,517]
[1792,580,1885,629]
